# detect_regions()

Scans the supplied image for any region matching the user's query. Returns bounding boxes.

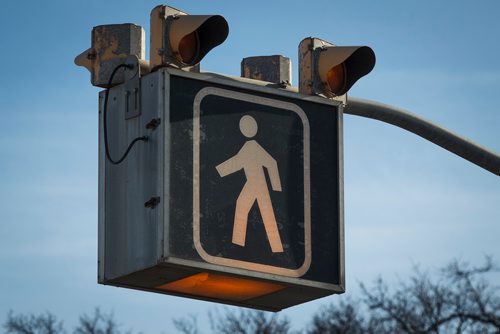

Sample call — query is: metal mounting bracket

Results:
[123,56,142,120]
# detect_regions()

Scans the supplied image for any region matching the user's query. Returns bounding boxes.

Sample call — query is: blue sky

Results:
[0,1,499,333]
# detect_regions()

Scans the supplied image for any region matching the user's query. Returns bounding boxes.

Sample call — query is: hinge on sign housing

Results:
[145,196,161,209]
[146,118,161,130]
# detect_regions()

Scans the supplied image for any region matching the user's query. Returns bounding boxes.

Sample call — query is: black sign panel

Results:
[194,87,310,277]
[168,75,342,285]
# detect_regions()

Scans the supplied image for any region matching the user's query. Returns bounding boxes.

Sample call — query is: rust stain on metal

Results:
[75,24,145,87]
[241,55,291,84]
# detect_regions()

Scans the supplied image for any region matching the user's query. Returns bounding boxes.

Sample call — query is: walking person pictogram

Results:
[216,115,284,253]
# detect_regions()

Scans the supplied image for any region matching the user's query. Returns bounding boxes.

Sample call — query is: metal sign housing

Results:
[98,68,345,311]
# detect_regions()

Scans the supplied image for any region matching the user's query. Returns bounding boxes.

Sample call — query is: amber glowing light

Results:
[178,31,199,64]
[326,63,346,95]
[157,272,285,301]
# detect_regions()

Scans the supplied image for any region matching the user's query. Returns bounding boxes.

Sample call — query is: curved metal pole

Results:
[344,97,500,176]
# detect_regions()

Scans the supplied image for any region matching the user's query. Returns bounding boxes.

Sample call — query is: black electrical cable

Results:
[103,63,149,165]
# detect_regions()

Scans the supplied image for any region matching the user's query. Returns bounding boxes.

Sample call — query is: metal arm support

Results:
[344,97,500,176]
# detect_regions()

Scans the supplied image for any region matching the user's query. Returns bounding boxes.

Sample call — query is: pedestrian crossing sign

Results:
[193,87,311,277]
[99,68,344,310]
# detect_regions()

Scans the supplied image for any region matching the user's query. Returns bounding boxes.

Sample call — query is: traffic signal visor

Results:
[317,46,375,96]
[167,15,229,66]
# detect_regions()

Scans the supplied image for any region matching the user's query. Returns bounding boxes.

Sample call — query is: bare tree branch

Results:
[74,308,130,334]
[173,314,199,334]
[208,309,291,334]
[4,311,65,334]
[302,257,500,334]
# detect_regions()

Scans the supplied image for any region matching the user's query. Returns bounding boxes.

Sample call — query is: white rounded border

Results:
[192,86,311,278]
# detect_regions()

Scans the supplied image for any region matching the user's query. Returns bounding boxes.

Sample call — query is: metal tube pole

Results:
[345,97,500,176]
